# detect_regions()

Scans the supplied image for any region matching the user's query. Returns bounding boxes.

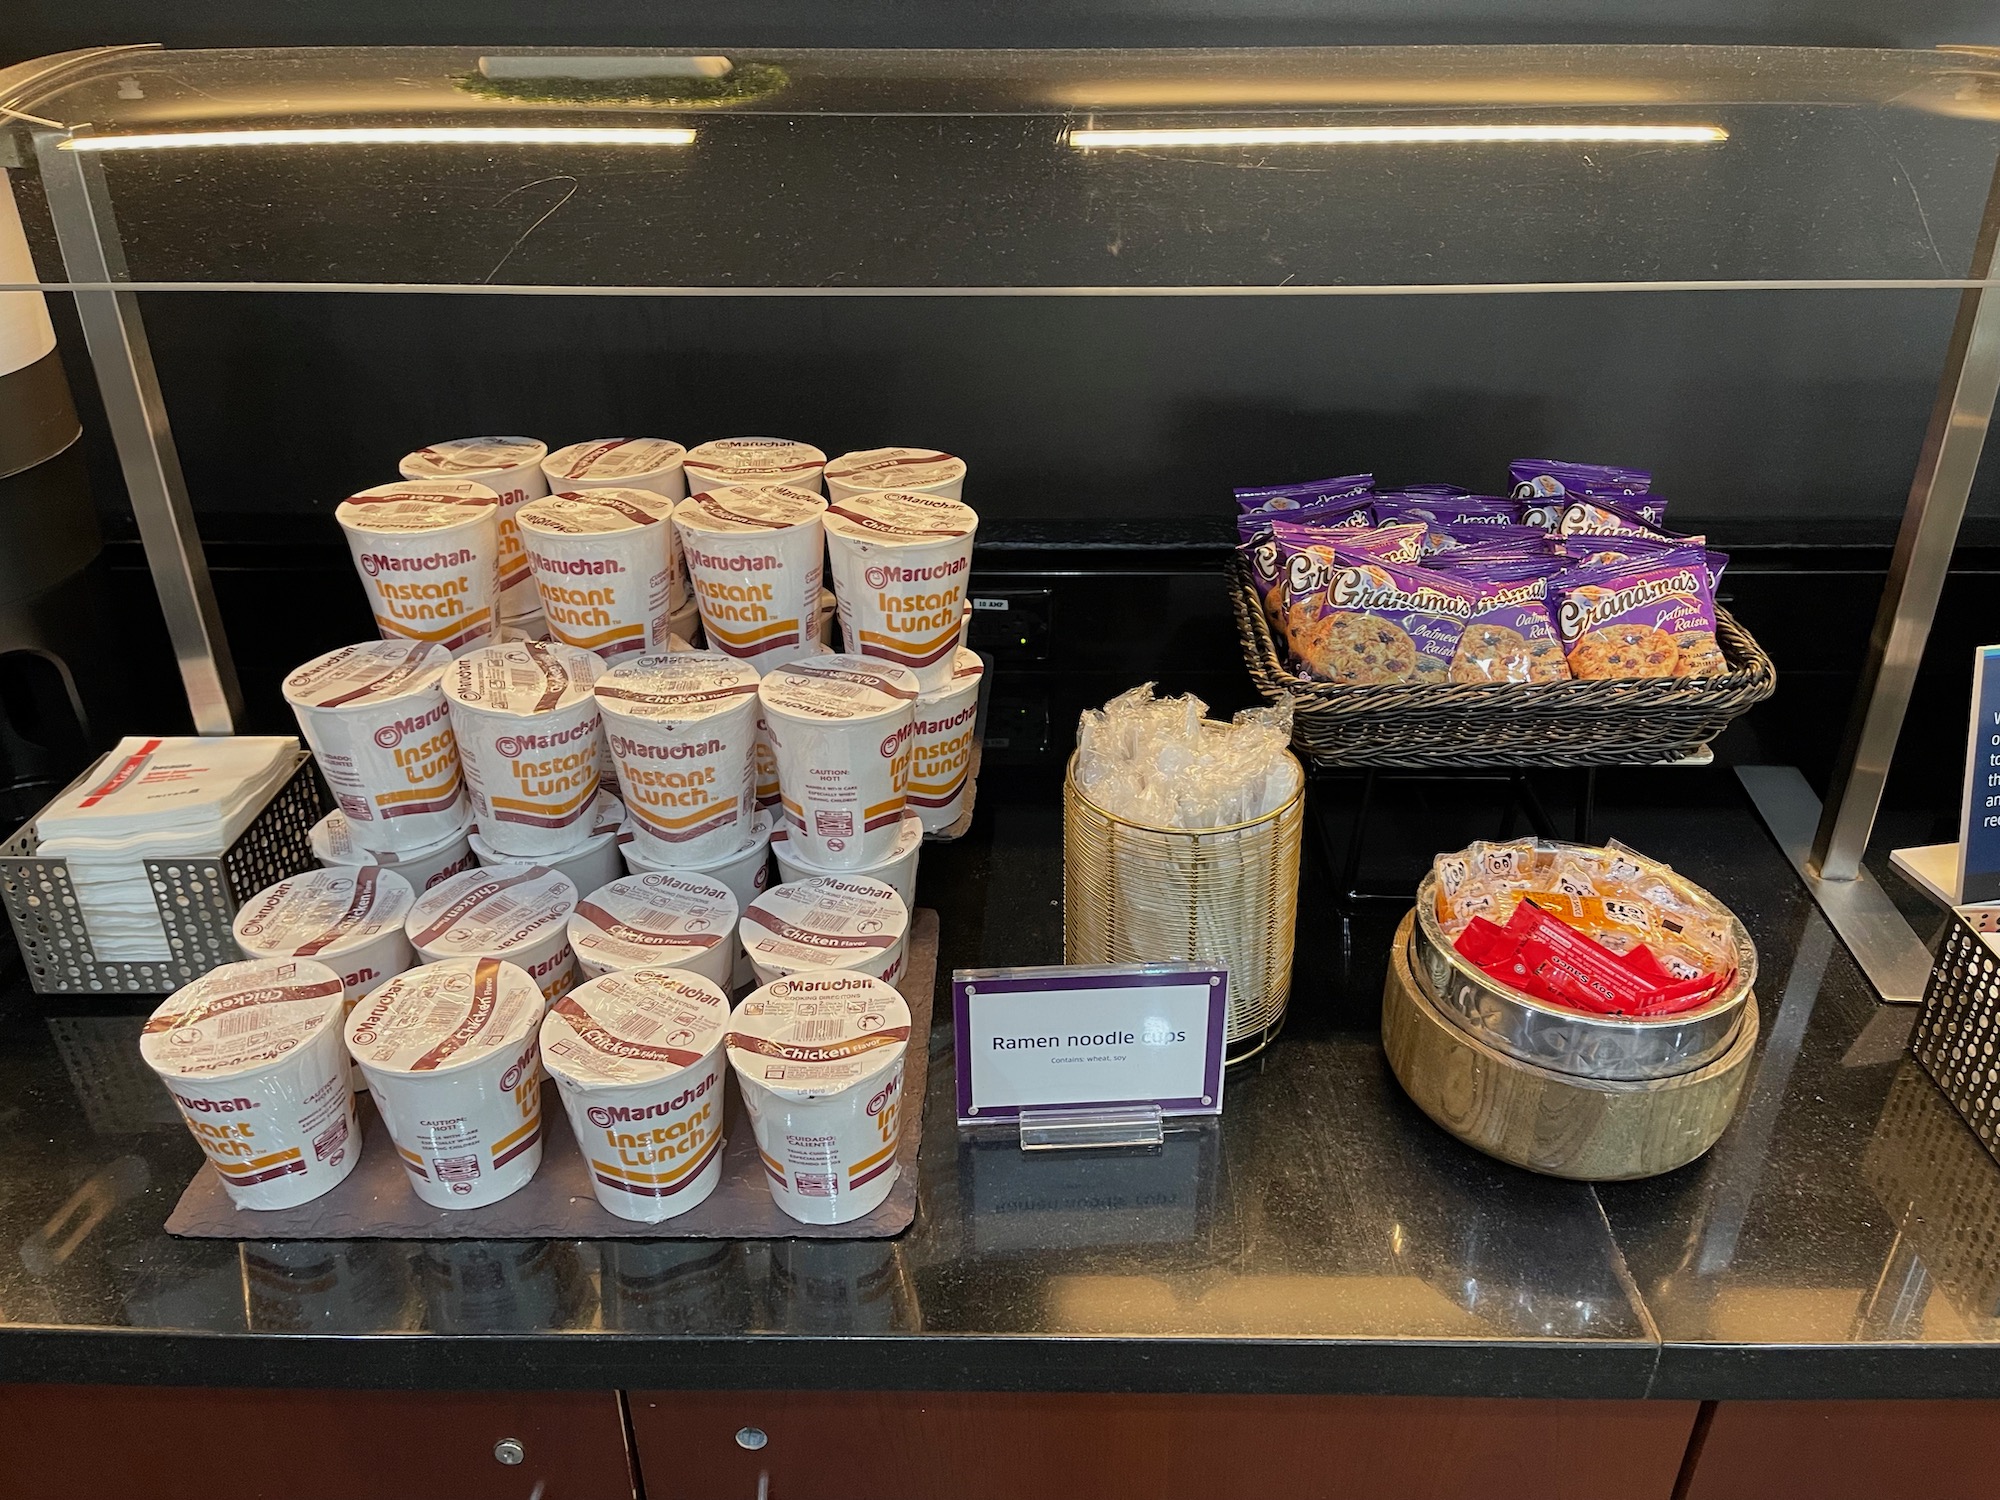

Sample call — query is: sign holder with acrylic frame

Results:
[952,962,1229,1153]
[1889,644,2000,909]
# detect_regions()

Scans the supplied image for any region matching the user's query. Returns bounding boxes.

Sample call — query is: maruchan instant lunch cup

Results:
[539,967,729,1222]
[822,448,966,503]
[500,611,551,643]
[683,437,826,496]
[141,959,359,1211]
[346,957,546,1209]
[470,787,624,899]
[541,438,688,503]
[672,484,827,672]
[567,871,738,987]
[621,806,775,991]
[824,490,978,692]
[284,640,467,854]
[520,488,684,658]
[907,648,983,834]
[596,651,760,863]
[443,642,604,858]
[313,810,477,893]
[337,481,502,656]
[726,971,910,1225]
[756,655,918,868]
[772,812,921,907]
[399,437,550,619]
[406,864,580,1005]
[738,874,909,987]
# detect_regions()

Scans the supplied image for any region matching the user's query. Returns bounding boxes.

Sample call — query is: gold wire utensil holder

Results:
[1063,750,1304,1063]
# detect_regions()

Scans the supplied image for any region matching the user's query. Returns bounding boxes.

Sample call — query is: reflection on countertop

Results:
[7,763,2000,1397]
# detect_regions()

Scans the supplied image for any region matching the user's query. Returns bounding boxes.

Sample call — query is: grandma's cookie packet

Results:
[1551,547,1727,680]
[1289,548,1474,685]
[1450,573,1570,684]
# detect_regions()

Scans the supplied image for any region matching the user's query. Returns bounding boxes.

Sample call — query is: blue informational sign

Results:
[1958,646,2000,904]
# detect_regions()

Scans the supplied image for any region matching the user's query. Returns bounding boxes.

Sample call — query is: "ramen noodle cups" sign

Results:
[540,968,730,1222]
[337,482,502,656]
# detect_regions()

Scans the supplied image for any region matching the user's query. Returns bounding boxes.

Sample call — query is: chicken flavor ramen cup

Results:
[726,971,910,1225]
[596,651,760,862]
[284,640,467,855]
[540,967,730,1222]
[673,484,827,672]
[823,448,966,503]
[568,871,738,987]
[739,874,909,988]
[757,655,918,868]
[521,488,684,657]
[141,959,359,1211]
[542,438,688,503]
[406,864,581,1005]
[907,648,983,833]
[444,642,603,858]
[683,437,826,496]
[346,956,546,1209]
[337,481,502,656]
[621,806,775,991]
[824,490,978,692]
[399,437,550,619]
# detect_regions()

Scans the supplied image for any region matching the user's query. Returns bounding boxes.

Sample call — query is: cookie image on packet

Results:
[1448,574,1570,684]
[1295,550,1474,686]
[1552,548,1721,680]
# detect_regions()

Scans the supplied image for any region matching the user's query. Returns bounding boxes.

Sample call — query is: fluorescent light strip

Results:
[1067,123,1727,149]
[61,125,697,152]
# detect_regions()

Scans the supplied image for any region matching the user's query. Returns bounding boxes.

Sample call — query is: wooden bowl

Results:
[1382,912,1758,1181]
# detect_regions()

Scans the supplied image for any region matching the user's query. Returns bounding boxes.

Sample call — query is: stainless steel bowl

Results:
[1411,855,1756,1081]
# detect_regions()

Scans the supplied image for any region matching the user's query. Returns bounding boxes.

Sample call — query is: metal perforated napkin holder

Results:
[1909,908,2000,1166]
[0,750,327,995]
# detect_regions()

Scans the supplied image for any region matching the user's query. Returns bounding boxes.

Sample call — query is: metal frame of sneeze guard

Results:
[9,44,2000,1001]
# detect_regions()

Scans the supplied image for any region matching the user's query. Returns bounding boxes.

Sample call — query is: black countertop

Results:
[1,762,1993,1400]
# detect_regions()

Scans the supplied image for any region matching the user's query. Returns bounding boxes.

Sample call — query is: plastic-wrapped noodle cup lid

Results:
[757,656,918,726]
[444,641,599,715]
[673,483,826,537]
[568,871,738,985]
[822,490,977,546]
[772,812,922,906]
[683,437,827,494]
[142,959,360,1210]
[346,957,544,1076]
[405,865,580,1002]
[543,438,687,485]
[312,810,477,891]
[142,959,349,1082]
[540,968,730,1089]
[823,448,965,500]
[284,640,466,854]
[336,481,500,535]
[595,651,763,723]
[521,489,676,537]
[727,971,911,1097]
[739,874,909,984]
[233,866,415,970]
[519,489,682,659]
[401,438,549,479]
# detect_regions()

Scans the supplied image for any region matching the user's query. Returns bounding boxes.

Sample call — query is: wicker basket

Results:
[1228,556,1777,769]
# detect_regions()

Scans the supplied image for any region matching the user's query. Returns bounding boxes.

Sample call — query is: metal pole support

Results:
[1811,153,2000,882]
[31,125,242,734]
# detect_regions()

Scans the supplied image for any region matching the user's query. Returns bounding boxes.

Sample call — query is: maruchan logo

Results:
[609,733,721,761]
[879,723,914,759]
[535,556,625,576]
[862,557,967,587]
[865,565,890,590]
[685,547,777,572]
[372,700,450,749]
[585,1076,713,1128]
[495,721,595,757]
[866,1075,900,1118]
[172,1091,257,1113]
[359,548,473,578]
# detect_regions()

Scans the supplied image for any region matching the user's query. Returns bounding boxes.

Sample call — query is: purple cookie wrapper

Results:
[1234,472,1374,512]
[1374,493,1520,526]
[1561,533,1728,589]
[1552,548,1718,668]
[1458,575,1567,680]
[1557,496,1674,537]
[1295,548,1476,682]
[1508,458,1652,503]
[1233,494,1376,545]
[1394,483,1475,498]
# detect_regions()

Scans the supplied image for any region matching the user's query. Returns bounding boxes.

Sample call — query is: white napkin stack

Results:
[37,737,300,961]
